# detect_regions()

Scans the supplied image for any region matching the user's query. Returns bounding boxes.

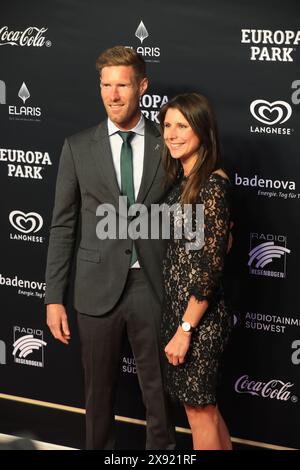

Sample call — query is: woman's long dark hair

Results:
[159,93,222,204]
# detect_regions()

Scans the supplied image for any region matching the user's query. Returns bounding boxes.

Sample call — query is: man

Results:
[45,46,175,450]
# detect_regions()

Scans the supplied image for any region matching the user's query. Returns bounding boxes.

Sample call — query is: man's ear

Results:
[139,77,148,96]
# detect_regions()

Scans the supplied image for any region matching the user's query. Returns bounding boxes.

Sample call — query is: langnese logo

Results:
[234,374,297,403]
[241,29,300,62]
[0,26,52,47]
[140,94,168,123]
[9,210,44,244]
[8,82,42,122]
[125,20,161,63]
[250,99,293,136]
[0,340,6,365]
[0,273,46,300]
[0,148,52,179]
[13,326,47,368]
[248,233,291,278]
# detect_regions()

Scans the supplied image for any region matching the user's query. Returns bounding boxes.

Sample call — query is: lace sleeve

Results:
[189,176,230,302]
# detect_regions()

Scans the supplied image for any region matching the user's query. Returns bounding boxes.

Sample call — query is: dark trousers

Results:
[77,269,175,450]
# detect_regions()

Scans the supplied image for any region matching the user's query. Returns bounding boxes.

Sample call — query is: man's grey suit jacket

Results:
[45,118,169,316]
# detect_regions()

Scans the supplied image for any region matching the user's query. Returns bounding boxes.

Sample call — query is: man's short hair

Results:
[96,46,146,81]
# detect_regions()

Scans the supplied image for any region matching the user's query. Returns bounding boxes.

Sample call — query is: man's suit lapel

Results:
[90,119,162,208]
[136,119,162,204]
[90,121,121,206]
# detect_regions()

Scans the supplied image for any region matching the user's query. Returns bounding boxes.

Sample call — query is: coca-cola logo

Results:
[0,26,52,47]
[234,374,298,403]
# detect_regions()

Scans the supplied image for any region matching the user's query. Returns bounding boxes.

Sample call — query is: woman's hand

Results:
[164,326,192,366]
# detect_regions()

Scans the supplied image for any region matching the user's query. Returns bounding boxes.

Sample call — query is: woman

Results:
[160,93,232,450]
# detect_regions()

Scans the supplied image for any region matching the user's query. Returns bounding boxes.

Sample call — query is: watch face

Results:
[182,321,191,332]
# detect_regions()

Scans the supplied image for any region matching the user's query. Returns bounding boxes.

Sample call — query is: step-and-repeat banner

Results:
[1,0,299,449]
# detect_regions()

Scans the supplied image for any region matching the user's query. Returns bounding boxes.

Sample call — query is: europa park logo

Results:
[0,26,52,47]
[126,20,160,63]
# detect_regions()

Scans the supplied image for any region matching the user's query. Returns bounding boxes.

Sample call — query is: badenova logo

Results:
[125,20,161,63]
[234,172,298,200]
[140,94,168,123]
[0,148,52,179]
[0,273,45,299]
[241,29,300,61]
[9,210,44,244]
[248,233,291,278]
[234,375,297,403]
[0,26,52,47]
[12,326,47,368]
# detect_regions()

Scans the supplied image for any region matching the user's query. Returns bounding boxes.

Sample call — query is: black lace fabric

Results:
[161,173,232,406]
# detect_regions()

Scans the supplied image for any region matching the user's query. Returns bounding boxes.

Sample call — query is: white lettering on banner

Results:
[140,94,168,123]
[0,340,6,365]
[241,29,300,45]
[235,173,296,190]
[291,340,300,365]
[0,26,51,47]
[241,29,300,62]
[9,234,43,243]
[122,357,137,374]
[8,106,41,117]
[243,311,300,336]
[291,80,300,105]
[250,126,291,135]
[136,46,160,57]
[0,148,52,179]
[0,149,51,164]
[0,274,46,291]
[234,375,295,402]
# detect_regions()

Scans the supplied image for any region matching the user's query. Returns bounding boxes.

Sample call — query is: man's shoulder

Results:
[144,117,161,138]
[66,121,107,146]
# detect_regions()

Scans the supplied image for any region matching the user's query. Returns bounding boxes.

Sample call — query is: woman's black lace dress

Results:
[161,173,232,406]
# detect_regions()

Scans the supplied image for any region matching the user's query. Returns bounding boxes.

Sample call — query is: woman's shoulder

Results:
[211,168,230,182]
[203,169,231,189]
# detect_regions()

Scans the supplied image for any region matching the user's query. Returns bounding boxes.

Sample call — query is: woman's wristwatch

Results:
[180,321,194,332]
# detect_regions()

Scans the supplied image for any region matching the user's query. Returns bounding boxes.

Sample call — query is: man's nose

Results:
[110,87,120,101]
